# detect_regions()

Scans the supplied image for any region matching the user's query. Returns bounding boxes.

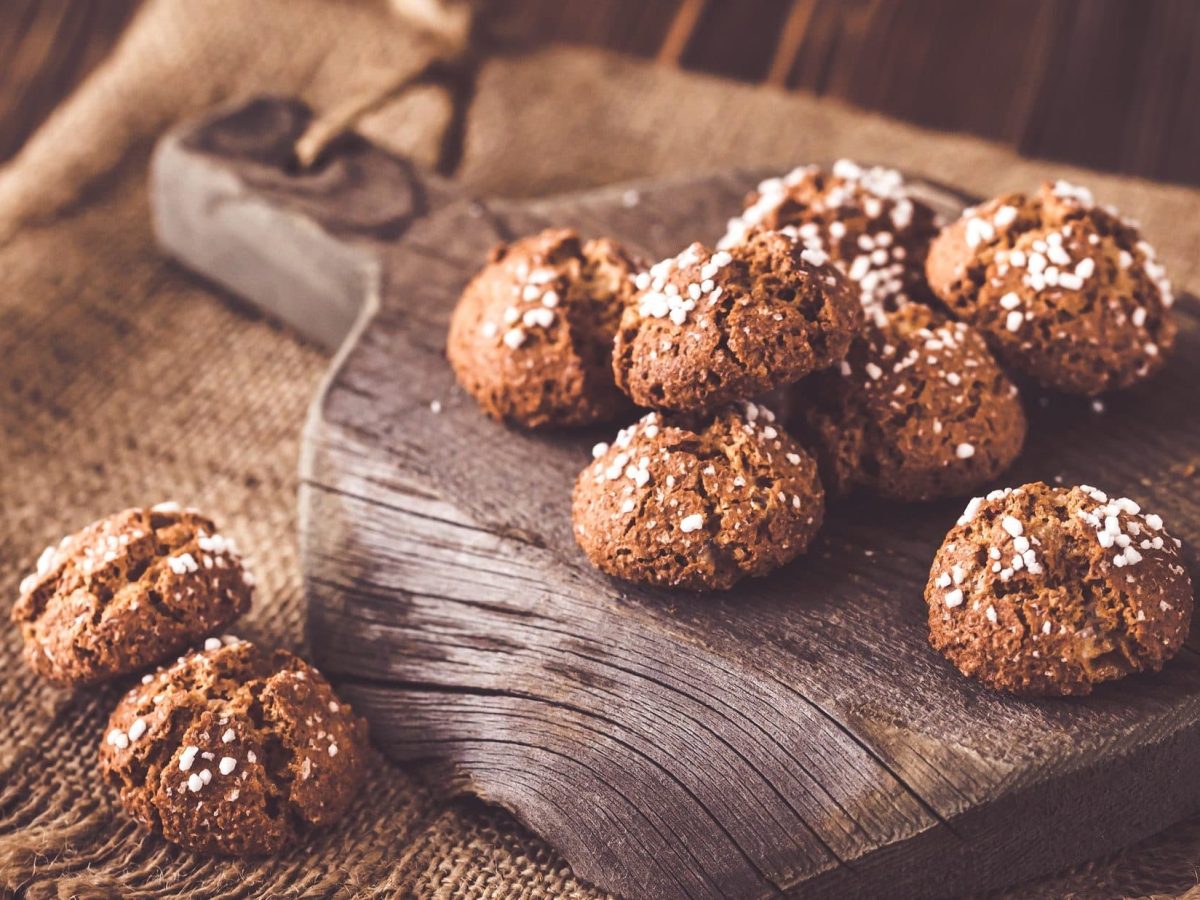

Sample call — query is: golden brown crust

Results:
[790,303,1026,502]
[613,231,861,413]
[926,483,1193,696]
[925,181,1176,395]
[11,504,253,686]
[447,227,641,428]
[99,638,368,856]
[720,160,942,318]
[571,404,824,590]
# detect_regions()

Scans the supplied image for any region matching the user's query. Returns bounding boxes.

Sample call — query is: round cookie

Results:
[612,230,861,413]
[926,483,1193,696]
[12,503,253,686]
[447,228,641,428]
[791,303,1026,502]
[100,637,368,856]
[925,180,1176,395]
[572,403,824,590]
[719,159,942,317]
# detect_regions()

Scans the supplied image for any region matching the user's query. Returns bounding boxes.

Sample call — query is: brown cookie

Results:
[572,404,824,590]
[791,303,1026,502]
[447,227,641,428]
[925,180,1176,395]
[720,160,942,317]
[613,230,861,413]
[12,503,253,686]
[100,637,368,856]
[926,483,1193,696]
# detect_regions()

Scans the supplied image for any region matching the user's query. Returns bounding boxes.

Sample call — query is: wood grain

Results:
[154,98,1200,899]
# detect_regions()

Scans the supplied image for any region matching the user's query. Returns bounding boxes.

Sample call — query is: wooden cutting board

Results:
[151,97,1200,900]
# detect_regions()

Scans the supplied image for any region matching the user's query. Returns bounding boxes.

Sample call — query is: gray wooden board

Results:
[152,98,1200,900]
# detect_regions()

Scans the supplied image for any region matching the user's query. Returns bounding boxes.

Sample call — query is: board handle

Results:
[150,95,465,350]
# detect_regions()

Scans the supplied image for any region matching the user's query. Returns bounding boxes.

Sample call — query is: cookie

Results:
[612,230,861,413]
[925,180,1176,395]
[926,483,1192,696]
[572,404,824,590]
[720,159,942,317]
[100,637,368,856]
[791,303,1026,501]
[12,503,253,686]
[447,228,641,428]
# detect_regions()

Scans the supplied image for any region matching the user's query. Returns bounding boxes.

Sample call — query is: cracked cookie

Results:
[926,482,1193,696]
[447,227,641,428]
[12,503,253,686]
[572,403,824,590]
[100,637,368,856]
[791,303,1026,502]
[925,180,1176,395]
[720,159,942,319]
[613,230,861,414]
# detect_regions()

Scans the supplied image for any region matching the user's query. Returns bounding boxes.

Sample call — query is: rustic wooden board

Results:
[153,98,1200,900]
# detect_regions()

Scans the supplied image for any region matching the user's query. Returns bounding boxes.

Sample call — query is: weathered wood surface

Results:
[154,98,1200,900]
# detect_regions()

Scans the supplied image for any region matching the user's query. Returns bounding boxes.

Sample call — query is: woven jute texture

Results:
[2,0,1200,897]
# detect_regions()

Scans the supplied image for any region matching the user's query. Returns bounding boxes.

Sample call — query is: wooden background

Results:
[4,0,1200,187]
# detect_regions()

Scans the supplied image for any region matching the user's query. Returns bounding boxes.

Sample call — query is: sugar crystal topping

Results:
[590,412,662,488]
[19,541,62,595]
[167,552,199,575]
[961,181,1174,351]
[948,486,1186,621]
[20,506,251,606]
[492,255,570,350]
[584,404,807,532]
[1074,485,1179,569]
[718,160,928,317]
[632,244,732,326]
[1051,179,1095,207]
[838,310,1012,420]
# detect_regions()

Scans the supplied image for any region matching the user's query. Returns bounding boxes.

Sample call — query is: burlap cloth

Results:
[2,1,1200,896]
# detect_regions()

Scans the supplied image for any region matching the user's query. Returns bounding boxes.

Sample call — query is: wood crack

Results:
[340,673,804,897]
[766,675,961,837]
[313,490,959,848]
[312,571,927,873]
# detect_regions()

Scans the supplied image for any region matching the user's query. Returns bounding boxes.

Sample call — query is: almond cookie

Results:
[719,159,942,317]
[791,303,1026,502]
[12,503,253,686]
[100,637,368,856]
[572,404,824,590]
[925,180,1175,395]
[447,228,641,428]
[926,483,1192,696]
[613,230,861,413]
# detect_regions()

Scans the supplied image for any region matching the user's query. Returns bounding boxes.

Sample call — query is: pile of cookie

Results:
[11,503,367,855]
[448,161,1193,697]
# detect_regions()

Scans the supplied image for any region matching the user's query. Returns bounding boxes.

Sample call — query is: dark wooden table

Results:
[5,0,1200,188]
